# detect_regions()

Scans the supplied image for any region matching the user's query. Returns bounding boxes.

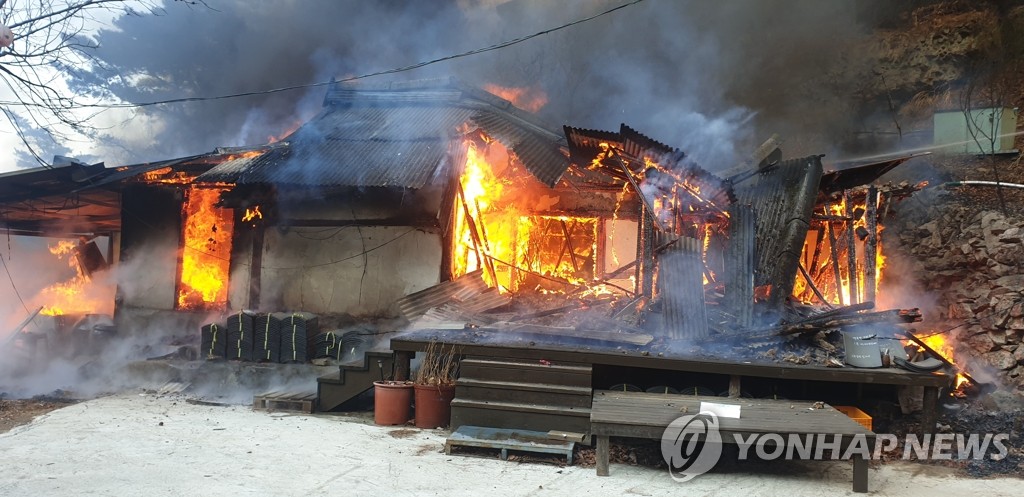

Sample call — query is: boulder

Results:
[984,350,1018,370]
[967,333,998,354]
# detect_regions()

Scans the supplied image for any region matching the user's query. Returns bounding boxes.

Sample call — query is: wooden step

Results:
[455,379,592,408]
[459,358,591,387]
[450,398,591,417]
[460,357,592,373]
[316,351,395,412]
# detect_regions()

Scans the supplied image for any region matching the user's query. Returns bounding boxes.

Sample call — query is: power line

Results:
[0,246,38,323]
[0,0,645,111]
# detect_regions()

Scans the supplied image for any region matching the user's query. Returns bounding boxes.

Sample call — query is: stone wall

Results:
[894,202,1024,392]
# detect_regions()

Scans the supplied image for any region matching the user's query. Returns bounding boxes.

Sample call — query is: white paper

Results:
[699,401,741,419]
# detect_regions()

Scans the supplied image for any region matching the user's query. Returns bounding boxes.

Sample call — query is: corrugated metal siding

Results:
[735,155,823,309]
[658,236,708,340]
[395,270,489,320]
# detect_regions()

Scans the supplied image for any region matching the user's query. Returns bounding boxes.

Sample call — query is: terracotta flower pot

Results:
[413,383,456,428]
[373,381,414,426]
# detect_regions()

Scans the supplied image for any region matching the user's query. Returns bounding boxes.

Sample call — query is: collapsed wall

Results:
[891,192,1024,393]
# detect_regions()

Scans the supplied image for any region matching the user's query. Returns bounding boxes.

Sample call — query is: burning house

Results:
[0,79,974,486]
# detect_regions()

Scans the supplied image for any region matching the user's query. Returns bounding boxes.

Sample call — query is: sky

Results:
[0,0,880,174]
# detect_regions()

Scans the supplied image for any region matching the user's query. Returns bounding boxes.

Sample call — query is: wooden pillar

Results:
[919,386,939,436]
[852,454,869,493]
[728,375,742,398]
[393,351,413,381]
[596,434,610,476]
[248,224,264,310]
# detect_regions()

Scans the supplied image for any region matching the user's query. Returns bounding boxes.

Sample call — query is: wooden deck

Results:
[591,390,875,492]
[391,328,951,435]
[390,330,952,387]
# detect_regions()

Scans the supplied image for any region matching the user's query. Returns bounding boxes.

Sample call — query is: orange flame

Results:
[242,205,263,223]
[482,84,549,113]
[37,240,114,316]
[912,333,969,392]
[793,194,886,306]
[452,135,597,291]
[177,186,234,309]
[268,121,302,144]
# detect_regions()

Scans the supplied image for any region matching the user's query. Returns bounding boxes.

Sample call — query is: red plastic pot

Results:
[414,383,456,428]
[373,381,413,426]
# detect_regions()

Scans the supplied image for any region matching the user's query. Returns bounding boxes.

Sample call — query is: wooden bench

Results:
[591,390,875,493]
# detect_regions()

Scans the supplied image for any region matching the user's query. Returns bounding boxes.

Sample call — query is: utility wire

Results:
[0,0,645,111]
[0,247,39,328]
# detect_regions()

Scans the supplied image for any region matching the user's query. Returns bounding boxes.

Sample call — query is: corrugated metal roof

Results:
[820,153,924,194]
[198,105,472,188]
[562,123,734,205]
[197,78,570,188]
[471,111,567,186]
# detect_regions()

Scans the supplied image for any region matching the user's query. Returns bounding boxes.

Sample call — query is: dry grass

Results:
[413,341,459,387]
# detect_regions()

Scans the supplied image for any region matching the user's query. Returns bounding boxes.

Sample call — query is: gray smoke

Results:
[75,0,882,171]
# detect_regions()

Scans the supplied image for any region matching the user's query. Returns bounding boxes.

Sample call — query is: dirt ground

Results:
[0,398,74,434]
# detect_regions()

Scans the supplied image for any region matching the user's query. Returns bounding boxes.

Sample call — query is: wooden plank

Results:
[498,325,653,346]
[450,399,591,417]
[456,384,592,408]
[391,334,953,387]
[590,391,872,437]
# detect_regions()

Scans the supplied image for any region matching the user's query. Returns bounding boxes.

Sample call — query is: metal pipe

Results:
[944,180,1024,190]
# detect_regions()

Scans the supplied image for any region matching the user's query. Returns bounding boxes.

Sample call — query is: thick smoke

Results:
[77,0,877,171]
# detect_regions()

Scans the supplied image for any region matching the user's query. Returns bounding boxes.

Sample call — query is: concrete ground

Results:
[0,393,1019,496]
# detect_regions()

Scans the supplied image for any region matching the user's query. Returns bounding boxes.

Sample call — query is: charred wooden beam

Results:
[797,263,834,309]
[808,225,826,278]
[807,301,875,321]
[484,254,574,288]
[636,207,656,299]
[864,186,878,304]
[456,182,497,285]
[824,201,845,307]
[774,308,921,336]
[560,220,581,273]
[902,330,978,387]
[843,191,859,305]
[611,149,664,232]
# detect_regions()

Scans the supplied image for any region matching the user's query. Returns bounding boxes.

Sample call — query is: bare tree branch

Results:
[0,0,195,166]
